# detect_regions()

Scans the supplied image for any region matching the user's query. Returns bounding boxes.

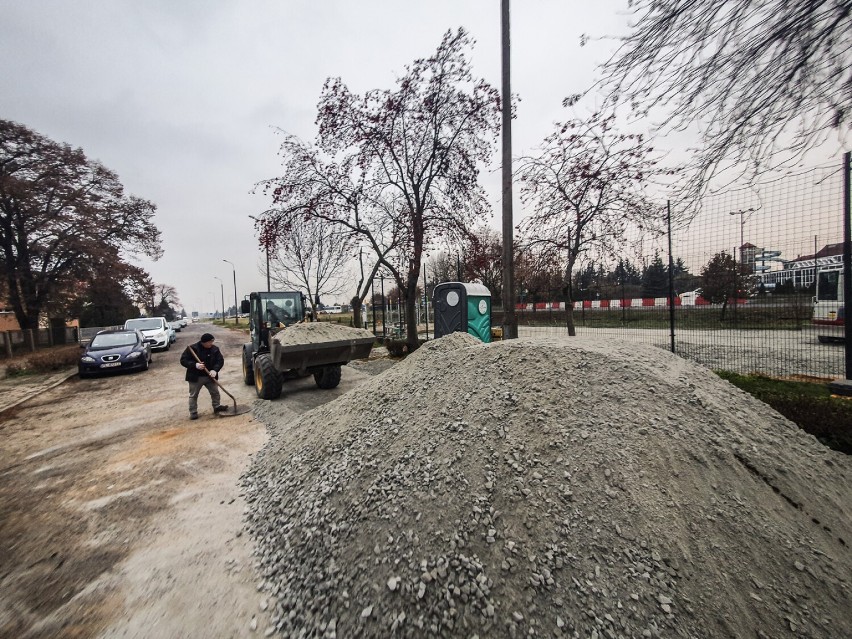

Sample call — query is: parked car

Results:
[169,320,182,332]
[168,325,177,344]
[123,317,171,351]
[79,329,153,378]
[179,318,188,327]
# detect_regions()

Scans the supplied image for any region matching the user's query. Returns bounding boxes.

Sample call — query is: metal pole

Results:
[223,259,238,325]
[380,273,386,338]
[666,201,676,353]
[843,151,851,379]
[423,263,429,340]
[500,0,517,339]
[266,245,271,292]
[214,276,224,323]
[371,278,376,334]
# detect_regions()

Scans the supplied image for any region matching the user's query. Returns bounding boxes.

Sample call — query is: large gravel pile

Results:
[244,334,851,638]
[273,322,375,347]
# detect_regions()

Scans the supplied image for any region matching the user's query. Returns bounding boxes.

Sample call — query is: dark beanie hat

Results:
[200,333,215,342]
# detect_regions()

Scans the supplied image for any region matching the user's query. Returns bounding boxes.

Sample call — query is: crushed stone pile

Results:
[244,333,851,638]
[273,322,375,347]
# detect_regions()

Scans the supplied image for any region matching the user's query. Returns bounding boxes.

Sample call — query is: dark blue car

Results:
[79,329,153,378]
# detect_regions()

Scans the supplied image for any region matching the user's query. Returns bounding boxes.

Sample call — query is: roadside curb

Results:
[0,368,78,415]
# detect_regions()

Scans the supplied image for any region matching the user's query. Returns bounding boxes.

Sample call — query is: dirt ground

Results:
[0,323,374,638]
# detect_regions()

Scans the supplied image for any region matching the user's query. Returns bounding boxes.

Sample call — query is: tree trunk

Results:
[351,296,363,328]
[405,270,419,352]
[720,299,728,322]
[562,284,576,337]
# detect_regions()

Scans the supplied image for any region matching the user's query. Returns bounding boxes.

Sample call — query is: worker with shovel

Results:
[180,332,226,420]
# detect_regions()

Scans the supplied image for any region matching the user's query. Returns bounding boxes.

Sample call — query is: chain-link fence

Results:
[493,156,850,379]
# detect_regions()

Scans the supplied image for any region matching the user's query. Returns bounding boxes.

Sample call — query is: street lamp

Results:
[223,259,238,325]
[213,276,224,323]
[729,208,756,266]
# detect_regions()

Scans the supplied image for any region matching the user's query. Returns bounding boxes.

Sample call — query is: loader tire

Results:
[254,353,283,399]
[242,345,255,385]
[314,365,342,390]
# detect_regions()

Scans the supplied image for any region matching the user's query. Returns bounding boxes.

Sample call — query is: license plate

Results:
[100,362,121,368]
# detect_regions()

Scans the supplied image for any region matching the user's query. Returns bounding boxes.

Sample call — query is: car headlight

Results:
[127,352,142,359]
[81,356,95,363]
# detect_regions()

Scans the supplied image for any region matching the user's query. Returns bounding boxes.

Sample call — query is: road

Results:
[0,323,376,638]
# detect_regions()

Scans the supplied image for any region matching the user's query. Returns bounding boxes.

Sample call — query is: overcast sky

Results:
[1,1,635,314]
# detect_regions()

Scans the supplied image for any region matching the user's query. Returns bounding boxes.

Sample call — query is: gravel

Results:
[273,322,375,347]
[244,333,851,638]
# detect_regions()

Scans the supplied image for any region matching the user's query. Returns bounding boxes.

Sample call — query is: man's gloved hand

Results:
[210,370,218,379]
[195,363,205,370]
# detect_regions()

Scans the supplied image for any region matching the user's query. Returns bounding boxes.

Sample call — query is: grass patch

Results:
[716,371,852,454]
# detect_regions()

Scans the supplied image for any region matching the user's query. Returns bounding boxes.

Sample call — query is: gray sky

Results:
[2,1,631,315]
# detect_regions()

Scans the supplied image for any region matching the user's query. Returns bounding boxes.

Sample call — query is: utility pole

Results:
[214,276,224,323]
[223,259,238,325]
[501,0,517,339]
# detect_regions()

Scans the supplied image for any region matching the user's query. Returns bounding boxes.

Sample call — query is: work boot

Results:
[190,414,198,420]
[214,405,229,413]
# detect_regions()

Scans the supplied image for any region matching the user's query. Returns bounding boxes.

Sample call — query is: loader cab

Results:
[242,292,306,352]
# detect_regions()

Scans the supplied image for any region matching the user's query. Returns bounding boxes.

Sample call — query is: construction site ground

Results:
[0,324,382,638]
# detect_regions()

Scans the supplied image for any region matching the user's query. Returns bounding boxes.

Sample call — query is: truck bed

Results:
[269,335,375,373]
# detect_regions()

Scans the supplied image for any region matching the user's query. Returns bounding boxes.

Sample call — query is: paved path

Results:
[0,368,78,414]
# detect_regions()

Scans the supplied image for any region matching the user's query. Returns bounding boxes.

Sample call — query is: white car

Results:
[124,317,171,351]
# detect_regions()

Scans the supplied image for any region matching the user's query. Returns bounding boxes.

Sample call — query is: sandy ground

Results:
[0,323,375,638]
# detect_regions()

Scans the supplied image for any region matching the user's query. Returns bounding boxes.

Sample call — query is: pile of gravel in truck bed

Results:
[243,333,851,638]
[272,322,375,347]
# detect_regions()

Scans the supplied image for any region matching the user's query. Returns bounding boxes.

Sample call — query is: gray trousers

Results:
[188,377,221,415]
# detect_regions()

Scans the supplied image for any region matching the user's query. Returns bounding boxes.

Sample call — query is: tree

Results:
[70,262,148,327]
[700,251,757,320]
[641,251,668,298]
[672,257,701,293]
[517,111,663,335]
[0,120,162,330]
[259,28,501,351]
[462,226,504,306]
[599,0,852,197]
[131,275,180,319]
[264,215,354,319]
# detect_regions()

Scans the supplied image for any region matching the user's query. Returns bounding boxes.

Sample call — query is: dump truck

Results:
[240,292,375,400]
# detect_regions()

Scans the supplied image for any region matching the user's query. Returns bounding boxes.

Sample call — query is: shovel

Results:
[185,345,252,417]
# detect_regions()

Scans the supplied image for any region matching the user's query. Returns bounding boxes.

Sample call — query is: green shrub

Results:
[6,345,81,376]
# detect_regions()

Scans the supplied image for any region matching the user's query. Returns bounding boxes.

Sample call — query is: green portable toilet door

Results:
[434,284,465,338]
[467,296,491,343]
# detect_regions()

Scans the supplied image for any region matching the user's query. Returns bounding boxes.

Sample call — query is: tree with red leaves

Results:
[258,28,501,350]
[0,119,162,330]
[517,112,663,336]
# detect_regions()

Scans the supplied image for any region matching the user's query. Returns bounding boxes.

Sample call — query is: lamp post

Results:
[729,208,755,324]
[214,276,224,323]
[729,208,756,266]
[223,259,238,325]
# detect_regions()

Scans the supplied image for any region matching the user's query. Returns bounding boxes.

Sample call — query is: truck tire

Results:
[254,353,283,399]
[242,345,255,385]
[314,365,342,389]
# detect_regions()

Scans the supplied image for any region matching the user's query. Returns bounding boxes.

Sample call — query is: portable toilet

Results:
[432,282,492,343]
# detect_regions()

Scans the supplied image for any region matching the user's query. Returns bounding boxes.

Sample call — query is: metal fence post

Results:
[843,151,851,379]
[667,200,676,353]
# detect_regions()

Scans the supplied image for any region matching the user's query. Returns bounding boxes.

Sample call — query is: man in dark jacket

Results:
[180,332,226,419]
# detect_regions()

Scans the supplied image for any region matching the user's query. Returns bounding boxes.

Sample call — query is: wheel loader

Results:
[240,292,375,400]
